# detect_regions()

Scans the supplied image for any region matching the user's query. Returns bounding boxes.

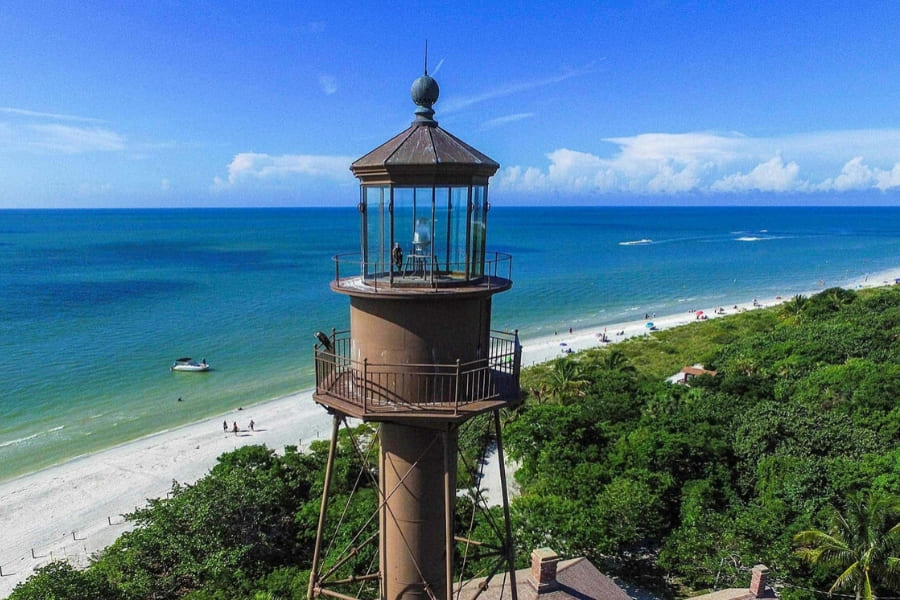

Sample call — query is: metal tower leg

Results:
[444,426,454,600]
[308,414,342,600]
[494,410,518,600]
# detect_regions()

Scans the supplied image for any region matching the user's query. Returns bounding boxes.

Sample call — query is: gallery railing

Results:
[313,329,521,416]
[330,251,513,290]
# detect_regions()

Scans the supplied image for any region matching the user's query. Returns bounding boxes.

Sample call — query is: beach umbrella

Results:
[646,322,654,329]
[696,310,703,316]
[560,342,568,346]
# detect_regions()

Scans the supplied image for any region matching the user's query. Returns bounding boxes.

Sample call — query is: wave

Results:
[736,234,799,243]
[0,425,65,449]
[619,238,653,246]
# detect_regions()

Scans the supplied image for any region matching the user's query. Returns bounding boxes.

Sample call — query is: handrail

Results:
[330,252,513,290]
[314,330,520,415]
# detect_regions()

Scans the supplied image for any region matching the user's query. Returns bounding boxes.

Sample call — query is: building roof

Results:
[455,556,633,600]
[690,589,757,600]
[681,366,718,377]
[689,565,775,600]
[350,121,499,184]
[666,364,718,384]
[350,72,499,185]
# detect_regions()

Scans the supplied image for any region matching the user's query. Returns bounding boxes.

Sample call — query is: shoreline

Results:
[2,267,899,596]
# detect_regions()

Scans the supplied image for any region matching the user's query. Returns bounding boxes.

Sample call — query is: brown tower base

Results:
[380,422,458,600]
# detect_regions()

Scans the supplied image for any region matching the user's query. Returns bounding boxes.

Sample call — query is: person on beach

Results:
[232,421,238,435]
[223,420,227,433]
[249,419,255,432]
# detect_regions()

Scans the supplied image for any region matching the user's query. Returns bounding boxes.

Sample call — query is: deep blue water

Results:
[2,206,899,480]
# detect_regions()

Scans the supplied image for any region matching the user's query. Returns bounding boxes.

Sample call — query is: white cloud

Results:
[212,130,900,199]
[213,152,355,191]
[817,157,873,191]
[495,129,900,196]
[26,123,125,153]
[0,108,125,154]
[318,74,337,95]
[875,164,900,190]
[0,107,105,123]
[546,148,607,189]
[711,156,803,192]
[815,156,900,192]
[607,132,742,165]
[647,163,703,193]
[481,113,535,130]
[441,62,598,114]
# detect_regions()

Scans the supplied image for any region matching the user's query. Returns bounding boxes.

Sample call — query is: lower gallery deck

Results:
[313,330,521,422]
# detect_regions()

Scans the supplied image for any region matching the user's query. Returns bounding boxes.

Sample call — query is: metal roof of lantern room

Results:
[350,72,500,186]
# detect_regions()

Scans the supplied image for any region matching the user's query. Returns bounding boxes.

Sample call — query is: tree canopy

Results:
[794,491,900,600]
[505,286,900,598]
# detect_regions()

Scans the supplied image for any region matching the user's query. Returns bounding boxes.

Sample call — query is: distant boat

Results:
[171,357,210,372]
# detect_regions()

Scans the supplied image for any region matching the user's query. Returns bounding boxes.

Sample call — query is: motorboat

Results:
[171,357,210,372]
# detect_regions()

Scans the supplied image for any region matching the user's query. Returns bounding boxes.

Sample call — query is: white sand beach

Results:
[2,269,898,596]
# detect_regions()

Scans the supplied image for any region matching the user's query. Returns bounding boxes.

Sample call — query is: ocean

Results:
[2,205,900,481]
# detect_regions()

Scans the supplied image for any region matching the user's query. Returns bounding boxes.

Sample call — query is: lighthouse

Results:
[308,68,521,600]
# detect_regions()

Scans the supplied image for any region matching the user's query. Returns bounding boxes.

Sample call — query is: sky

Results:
[2,1,900,208]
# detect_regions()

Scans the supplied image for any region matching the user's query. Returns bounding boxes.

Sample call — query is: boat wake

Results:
[619,238,653,246]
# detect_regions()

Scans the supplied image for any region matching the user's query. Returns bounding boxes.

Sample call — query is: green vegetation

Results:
[10,428,378,600]
[506,286,900,599]
[11,285,900,599]
[794,492,900,600]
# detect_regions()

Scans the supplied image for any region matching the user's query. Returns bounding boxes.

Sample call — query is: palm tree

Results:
[600,348,637,374]
[781,294,808,320]
[794,492,900,600]
[825,287,856,312]
[545,358,589,403]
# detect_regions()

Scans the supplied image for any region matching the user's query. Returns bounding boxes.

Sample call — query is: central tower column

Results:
[380,422,457,599]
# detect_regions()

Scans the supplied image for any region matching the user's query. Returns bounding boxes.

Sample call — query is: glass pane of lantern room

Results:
[413,187,434,256]
[470,186,486,278]
[432,187,448,272]
[413,188,433,260]
[445,187,468,275]
[393,188,415,258]
[365,186,387,278]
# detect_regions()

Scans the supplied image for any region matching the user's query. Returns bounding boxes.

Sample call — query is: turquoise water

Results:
[2,206,900,480]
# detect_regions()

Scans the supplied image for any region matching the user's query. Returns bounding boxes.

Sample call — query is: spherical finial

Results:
[411,74,439,125]
[411,74,439,108]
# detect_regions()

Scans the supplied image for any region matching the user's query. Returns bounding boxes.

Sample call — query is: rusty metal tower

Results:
[308,69,522,600]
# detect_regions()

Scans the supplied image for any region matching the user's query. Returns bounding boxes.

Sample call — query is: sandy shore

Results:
[2,268,898,596]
